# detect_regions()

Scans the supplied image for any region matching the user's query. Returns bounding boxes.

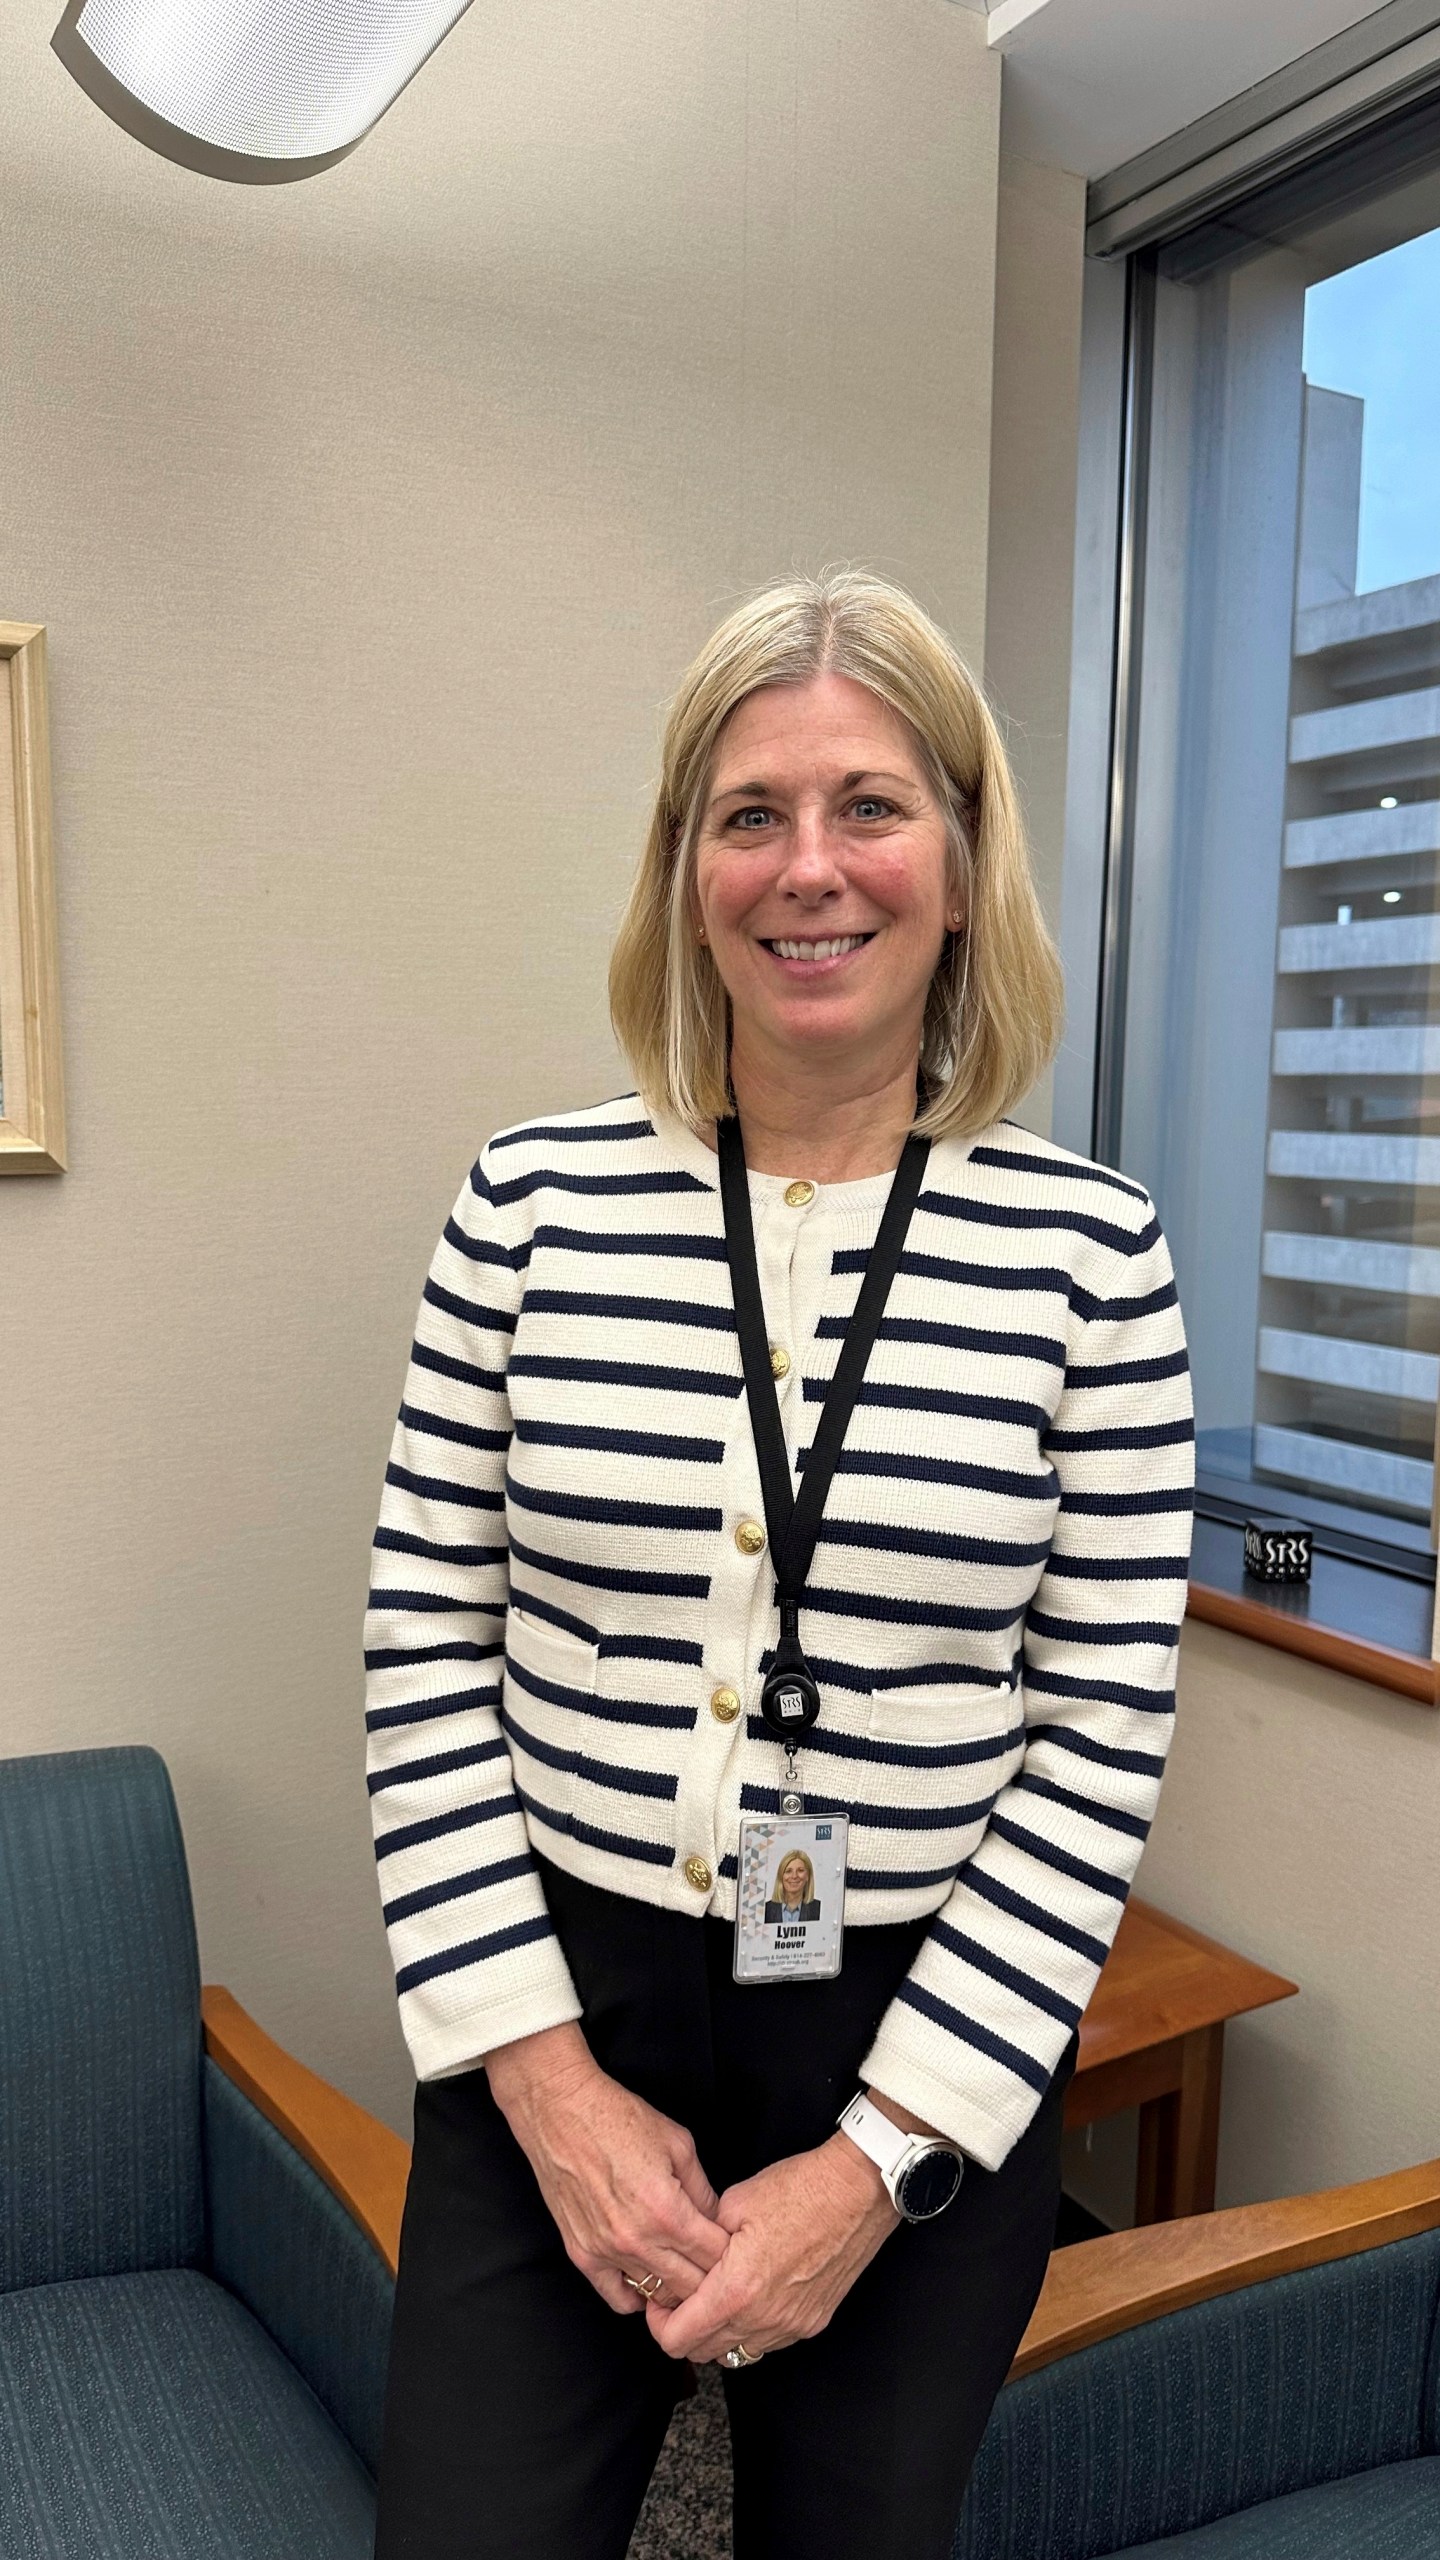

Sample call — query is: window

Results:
[1067,95,1440,1631]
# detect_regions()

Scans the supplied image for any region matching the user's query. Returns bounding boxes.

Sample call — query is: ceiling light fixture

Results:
[52,0,475,183]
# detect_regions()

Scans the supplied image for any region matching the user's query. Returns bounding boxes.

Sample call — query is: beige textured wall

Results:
[1063,1622,1440,2228]
[1,0,1002,2132]
[984,120,1088,1144]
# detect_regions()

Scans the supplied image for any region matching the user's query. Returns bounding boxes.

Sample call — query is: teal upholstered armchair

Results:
[0,1745,406,2558]
[956,2147,1440,2557]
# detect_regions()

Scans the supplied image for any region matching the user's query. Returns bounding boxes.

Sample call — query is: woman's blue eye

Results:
[723,795,896,830]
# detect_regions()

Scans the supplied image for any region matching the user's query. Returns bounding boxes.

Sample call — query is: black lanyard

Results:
[717,1110,931,1749]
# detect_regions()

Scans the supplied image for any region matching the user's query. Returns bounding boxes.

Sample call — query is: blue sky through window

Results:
[1303,224,1440,594]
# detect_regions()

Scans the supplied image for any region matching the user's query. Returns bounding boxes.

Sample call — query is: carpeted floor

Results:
[629,2364,732,2560]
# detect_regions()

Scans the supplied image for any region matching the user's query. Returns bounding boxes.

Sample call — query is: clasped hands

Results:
[486,2022,901,2365]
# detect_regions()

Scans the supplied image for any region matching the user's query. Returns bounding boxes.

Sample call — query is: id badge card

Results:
[733,1814,849,1983]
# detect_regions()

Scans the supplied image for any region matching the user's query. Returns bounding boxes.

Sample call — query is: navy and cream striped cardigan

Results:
[364,1092,1194,2169]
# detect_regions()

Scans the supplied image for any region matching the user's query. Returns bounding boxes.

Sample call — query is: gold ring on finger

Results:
[722,2341,763,2368]
[623,2271,664,2300]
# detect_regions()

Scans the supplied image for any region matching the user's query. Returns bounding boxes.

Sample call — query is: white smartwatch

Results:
[836,2089,966,2221]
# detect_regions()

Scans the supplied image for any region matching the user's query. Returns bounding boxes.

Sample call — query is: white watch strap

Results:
[836,2089,914,2188]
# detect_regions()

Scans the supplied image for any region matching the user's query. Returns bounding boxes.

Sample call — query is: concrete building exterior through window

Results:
[1259,366,1440,1527]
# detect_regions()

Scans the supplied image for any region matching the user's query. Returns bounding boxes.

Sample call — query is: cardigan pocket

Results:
[799,1678,1027,1886]
[864,1677,1020,1752]
[501,1607,599,1846]
[862,1678,1025,1825]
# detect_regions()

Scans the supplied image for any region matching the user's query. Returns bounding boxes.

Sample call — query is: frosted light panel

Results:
[59,0,474,167]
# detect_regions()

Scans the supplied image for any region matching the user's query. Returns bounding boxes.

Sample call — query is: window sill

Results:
[1187,1514,1437,1706]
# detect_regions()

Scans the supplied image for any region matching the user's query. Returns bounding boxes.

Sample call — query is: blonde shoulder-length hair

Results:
[608,568,1064,1142]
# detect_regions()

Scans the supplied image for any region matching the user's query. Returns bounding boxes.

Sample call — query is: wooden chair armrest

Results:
[1011,2154,1440,2378]
[202,1984,410,2275]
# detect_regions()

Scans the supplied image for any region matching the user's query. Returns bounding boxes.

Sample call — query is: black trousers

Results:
[374,1856,1079,2560]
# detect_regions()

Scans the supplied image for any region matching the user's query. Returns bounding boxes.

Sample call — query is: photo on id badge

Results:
[734,1815,849,1981]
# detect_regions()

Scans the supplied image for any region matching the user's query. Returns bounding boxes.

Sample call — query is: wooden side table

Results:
[1064,1899,1298,2222]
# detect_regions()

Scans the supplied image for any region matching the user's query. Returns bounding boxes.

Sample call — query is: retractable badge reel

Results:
[761,1598,819,1814]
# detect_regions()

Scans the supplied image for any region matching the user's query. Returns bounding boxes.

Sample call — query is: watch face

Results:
[896,2145,964,2221]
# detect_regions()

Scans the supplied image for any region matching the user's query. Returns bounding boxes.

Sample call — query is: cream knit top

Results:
[364,1092,1194,2170]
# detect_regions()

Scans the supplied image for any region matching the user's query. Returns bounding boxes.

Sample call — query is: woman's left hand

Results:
[643,2132,899,2365]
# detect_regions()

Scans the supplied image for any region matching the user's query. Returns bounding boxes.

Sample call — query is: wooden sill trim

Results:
[1187,1580,1438,1706]
[1011,2154,1440,2378]
[202,1985,409,2275]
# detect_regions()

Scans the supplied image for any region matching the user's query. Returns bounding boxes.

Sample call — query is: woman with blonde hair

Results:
[765,1848,820,1924]
[366,569,1193,2558]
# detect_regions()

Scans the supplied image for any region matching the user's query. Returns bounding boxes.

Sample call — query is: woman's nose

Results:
[778,809,846,886]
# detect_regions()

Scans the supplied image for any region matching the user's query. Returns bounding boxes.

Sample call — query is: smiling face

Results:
[778,1855,810,1906]
[690,672,958,1082]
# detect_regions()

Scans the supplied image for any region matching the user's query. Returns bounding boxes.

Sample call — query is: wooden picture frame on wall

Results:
[0,621,66,1173]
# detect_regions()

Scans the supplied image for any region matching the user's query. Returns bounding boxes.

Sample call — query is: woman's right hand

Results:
[486,2021,726,2315]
